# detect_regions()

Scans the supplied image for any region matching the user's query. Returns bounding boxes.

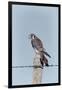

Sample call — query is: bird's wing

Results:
[31,38,51,58]
[41,51,51,58]
[31,38,43,50]
[43,55,49,66]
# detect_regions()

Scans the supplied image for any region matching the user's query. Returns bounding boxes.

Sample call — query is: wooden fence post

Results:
[32,53,43,84]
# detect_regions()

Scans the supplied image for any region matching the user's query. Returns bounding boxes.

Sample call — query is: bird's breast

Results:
[34,48,40,54]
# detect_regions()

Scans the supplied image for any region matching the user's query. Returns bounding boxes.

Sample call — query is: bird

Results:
[29,33,51,67]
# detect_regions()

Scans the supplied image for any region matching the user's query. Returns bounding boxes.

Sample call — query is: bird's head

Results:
[28,33,36,40]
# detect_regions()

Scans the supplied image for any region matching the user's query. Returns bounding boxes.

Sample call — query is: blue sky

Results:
[12,4,58,85]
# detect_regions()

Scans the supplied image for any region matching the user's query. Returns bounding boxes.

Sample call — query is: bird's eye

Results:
[32,35,35,39]
[33,35,35,38]
[34,36,35,38]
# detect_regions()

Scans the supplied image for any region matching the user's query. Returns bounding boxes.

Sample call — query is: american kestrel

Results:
[29,33,51,67]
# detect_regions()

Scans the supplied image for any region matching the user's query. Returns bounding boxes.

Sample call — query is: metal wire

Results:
[12,64,58,69]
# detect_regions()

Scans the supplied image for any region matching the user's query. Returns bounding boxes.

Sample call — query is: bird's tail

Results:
[40,55,49,67]
[41,51,51,58]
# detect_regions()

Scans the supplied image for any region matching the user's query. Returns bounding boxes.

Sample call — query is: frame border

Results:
[8,1,61,88]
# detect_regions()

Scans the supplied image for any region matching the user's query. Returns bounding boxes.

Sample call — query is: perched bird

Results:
[29,33,51,67]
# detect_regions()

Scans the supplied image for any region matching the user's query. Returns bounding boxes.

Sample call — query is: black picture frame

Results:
[8,1,61,88]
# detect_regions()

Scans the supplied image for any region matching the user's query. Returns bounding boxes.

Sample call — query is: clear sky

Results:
[12,4,58,85]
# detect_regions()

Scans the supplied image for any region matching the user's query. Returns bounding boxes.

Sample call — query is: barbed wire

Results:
[12,64,58,69]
